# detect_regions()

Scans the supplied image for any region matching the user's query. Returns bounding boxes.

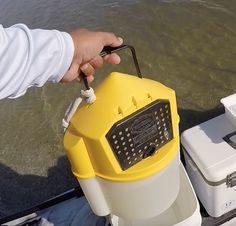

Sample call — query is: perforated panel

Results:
[106,100,173,170]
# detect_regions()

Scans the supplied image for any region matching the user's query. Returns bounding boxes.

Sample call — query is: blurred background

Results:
[0,0,236,217]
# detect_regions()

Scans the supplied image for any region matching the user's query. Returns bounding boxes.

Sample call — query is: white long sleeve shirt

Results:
[0,24,74,99]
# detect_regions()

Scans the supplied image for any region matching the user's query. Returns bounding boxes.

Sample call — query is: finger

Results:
[76,73,94,85]
[101,32,123,47]
[80,63,95,77]
[104,53,121,64]
[87,75,94,84]
[75,76,81,83]
[89,55,103,69]
[61,62,80,83]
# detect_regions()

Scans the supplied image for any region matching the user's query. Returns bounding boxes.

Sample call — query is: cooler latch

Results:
[226,172,236,187]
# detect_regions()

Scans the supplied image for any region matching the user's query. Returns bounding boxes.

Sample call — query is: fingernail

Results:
[118,37,123,44]
[80,64,88,70]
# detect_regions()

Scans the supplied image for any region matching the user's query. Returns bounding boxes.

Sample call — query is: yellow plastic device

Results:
[64,70,179,182]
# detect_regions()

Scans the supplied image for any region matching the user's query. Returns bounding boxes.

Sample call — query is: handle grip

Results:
[80,44,142,90]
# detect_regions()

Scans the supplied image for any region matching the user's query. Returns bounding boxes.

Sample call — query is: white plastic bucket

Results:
[110,163,202,226]
[78,154,180,220]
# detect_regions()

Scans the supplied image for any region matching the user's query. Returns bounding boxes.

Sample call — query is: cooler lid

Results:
[181,114,236,183]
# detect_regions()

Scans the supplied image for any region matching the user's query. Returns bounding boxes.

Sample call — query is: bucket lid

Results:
[181,114,236,183]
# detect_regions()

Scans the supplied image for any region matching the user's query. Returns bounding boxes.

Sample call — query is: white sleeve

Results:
[0,24,74,99]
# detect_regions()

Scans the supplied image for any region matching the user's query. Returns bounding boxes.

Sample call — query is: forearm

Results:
[0,24,74,99]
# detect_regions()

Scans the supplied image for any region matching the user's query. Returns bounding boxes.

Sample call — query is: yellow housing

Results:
[64,72,179,182]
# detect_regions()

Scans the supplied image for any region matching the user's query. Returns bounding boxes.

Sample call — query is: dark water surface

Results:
[1,0,236,216]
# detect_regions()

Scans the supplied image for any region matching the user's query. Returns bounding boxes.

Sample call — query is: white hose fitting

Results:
[62,87,96,132]
[81,87,96,104]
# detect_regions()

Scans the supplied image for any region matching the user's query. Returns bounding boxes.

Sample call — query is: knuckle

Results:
[78,28,88,32]
[107,32,116,39]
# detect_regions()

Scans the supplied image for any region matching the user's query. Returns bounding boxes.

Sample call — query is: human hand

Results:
[61,28,123,83]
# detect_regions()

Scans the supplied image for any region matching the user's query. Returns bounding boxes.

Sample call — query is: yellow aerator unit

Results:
[64,45,180,220]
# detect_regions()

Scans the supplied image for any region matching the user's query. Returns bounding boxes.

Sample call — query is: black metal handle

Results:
[223,131,236,150]
[80,44,142,90]
[100,44,142,78]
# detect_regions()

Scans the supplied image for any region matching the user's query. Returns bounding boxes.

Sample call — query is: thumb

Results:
[101,32,123,47]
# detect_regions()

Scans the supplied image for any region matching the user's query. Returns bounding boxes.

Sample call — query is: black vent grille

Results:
[106,100,173,170]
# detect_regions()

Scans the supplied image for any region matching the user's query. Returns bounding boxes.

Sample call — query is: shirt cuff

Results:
[51,31,74,83]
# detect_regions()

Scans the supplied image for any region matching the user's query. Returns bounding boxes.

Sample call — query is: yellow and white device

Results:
[64,45,180,220]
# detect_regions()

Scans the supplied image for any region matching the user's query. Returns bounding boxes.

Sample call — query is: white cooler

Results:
[181,114,236,217]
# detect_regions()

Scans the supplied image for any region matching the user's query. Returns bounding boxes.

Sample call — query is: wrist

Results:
[54,31,74,83]
[70,31,83,64]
